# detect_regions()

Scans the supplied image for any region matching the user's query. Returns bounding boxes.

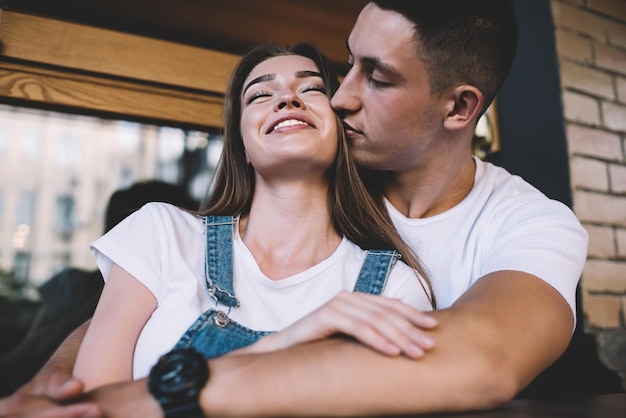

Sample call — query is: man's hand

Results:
[236,291,437,358]
[0,371,100,418]
[0,321,98,418]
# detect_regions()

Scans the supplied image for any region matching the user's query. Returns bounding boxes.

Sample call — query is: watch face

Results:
[150,348,209,398]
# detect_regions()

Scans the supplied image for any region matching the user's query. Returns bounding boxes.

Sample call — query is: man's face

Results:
[331,3,441,172]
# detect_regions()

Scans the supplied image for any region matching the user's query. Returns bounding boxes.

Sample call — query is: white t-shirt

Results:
[388,158,588,319]
[90,202,432,379]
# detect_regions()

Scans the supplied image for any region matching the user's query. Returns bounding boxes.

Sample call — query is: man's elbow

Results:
[475,362,521,409]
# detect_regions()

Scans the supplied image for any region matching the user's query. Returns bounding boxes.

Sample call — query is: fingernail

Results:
[418,335,435,349]
[406,344,425,358]
[423,316,438,327]
[385,343,401,355]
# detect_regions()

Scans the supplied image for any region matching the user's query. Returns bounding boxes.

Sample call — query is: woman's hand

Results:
[235,291,438,358]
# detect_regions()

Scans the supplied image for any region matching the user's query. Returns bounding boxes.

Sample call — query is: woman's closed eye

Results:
[301,84,327,95]
[246,90,273,105]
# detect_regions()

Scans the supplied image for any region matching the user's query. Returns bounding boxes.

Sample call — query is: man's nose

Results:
[331,75,359,114]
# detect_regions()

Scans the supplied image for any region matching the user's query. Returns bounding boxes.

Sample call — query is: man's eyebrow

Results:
[243,71,322,95]
[243,74,274,95]
[362,56,399,77]
[345,40,402,78]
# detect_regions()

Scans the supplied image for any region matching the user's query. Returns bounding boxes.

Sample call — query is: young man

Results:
[0,1,587,416]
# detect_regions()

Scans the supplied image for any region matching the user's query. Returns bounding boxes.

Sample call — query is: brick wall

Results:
[551,0,626,387]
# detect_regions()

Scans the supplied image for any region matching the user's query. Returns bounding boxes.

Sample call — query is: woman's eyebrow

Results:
[243,74,274,95]
[243,70,323,95]
[296,70,322,79]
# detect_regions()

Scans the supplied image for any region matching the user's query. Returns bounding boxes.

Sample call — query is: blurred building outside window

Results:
[0,104,223,301]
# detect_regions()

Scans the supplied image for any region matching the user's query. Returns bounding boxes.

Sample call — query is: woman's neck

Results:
[238,180,342,280]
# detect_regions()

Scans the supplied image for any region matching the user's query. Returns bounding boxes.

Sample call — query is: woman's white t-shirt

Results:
[90,202,433,379]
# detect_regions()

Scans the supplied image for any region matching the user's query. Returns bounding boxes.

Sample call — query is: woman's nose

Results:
[275,92,303,111]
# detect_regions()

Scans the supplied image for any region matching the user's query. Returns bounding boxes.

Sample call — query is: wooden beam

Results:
[0,9,241,128]
[0,10,240,93]
[0,61,224,129]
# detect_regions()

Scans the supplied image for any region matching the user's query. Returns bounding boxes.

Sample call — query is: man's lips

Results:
[342,122,362,136]
[266,115,315,134]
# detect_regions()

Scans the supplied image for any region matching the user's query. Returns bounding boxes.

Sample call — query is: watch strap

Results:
[165,402,205,418]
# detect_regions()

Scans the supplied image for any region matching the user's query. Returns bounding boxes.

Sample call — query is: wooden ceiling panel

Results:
[1,0,368,63]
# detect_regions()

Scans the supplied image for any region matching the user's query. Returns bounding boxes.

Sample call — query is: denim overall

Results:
[173,216,401,359]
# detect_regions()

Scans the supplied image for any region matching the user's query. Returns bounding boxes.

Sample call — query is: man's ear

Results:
[442,85,483,131]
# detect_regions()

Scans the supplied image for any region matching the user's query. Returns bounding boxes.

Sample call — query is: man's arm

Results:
[202,271,573,416]
[198,270,572,416]
[0,320,101,418]
[86,270,573,417]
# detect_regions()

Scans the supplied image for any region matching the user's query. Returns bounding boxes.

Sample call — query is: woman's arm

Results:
[74,263,156,391]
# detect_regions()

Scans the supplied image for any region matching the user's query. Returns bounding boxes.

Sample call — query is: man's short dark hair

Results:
[372,0,517,113]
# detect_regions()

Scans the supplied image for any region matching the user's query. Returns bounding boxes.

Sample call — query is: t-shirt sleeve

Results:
[89,202,171,299]
[481,198,589,323]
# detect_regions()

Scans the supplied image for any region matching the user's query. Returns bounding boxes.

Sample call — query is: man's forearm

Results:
[23,319,91,392]
[202,316,497,417]
[200,272,573,417]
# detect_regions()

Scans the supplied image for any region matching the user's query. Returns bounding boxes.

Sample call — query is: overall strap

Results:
[353,249,402,296]
[204,216,240,308]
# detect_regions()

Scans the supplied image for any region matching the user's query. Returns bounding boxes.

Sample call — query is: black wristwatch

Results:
[148,347,209,418]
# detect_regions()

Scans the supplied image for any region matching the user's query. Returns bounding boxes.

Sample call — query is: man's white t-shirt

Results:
[90,202,433,379]
[388,157,588,318]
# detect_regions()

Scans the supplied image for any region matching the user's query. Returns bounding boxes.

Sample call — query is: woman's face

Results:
[240,55,338,179]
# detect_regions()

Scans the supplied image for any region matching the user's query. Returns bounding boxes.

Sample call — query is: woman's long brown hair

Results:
[198,43,435,308]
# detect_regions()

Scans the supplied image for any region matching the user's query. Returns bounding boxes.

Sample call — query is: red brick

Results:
[588,0,626,21]
[583,294,622,328]
[571,156,609,190]
[596,43,626,77]
[583,259,626,292]
[617,77,626,104]
[561,61,615,99]
[556,30,593,63]
[602,101,626,132]
[552,2,611,42]
[617,228,626,257]
[575,190,626,225]
[563,91,601,125]
[609,164,626,193]
[567,124,623,160]
[584,224,616,257]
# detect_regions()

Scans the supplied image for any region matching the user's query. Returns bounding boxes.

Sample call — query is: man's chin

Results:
[352,153,383,171]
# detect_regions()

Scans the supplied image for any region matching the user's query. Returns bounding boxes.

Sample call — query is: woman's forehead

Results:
[245,55,319,84]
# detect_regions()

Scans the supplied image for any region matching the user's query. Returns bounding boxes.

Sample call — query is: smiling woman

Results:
[72,42,435,396]
[241,55,338,178]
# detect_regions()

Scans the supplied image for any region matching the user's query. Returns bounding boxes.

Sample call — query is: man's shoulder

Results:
[478,160,571,212]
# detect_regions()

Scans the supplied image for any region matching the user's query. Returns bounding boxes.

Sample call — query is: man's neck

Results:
[385,156,476,219]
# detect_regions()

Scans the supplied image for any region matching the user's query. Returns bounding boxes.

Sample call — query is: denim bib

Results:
[174,216,401,359]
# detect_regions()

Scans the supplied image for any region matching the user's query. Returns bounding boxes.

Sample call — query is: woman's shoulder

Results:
[139,201,202,221]
[126,202,204,236]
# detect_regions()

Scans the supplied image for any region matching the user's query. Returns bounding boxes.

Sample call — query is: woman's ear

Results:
[442,85,483,131]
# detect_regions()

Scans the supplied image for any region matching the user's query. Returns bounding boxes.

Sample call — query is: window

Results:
[54,195,75,241]
[12,252,31,286]
[16,192,35,226]
[0,104,222,298]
